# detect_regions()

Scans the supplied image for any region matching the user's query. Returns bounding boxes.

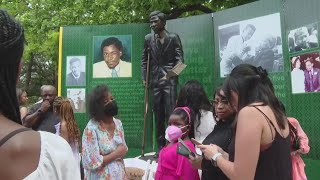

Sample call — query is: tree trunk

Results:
[25,53,34,92]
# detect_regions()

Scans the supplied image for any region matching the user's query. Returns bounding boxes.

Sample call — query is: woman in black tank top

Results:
[198,64,292,180]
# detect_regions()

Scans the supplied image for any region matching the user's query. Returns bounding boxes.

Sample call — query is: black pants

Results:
[152,80,177,151]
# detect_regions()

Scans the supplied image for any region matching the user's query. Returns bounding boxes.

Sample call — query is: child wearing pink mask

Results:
[155,107,200,180]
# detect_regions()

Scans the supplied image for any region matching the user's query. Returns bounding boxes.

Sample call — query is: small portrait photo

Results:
[93,35,132,78]
[290,52,320,94]
[67,88,86,113]
[66,56,86,86]
[218,13,283,77]
[288,23,318,54]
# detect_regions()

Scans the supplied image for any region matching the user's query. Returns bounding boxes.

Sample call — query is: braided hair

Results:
[0,9,25,124]
[53,96,81,147]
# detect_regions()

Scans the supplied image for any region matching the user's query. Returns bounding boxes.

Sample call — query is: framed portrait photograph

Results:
[92,35,132,78]
[66,56,86,86]
[290,52,320,94]
[67,88,86,113]
[288,23,318,54]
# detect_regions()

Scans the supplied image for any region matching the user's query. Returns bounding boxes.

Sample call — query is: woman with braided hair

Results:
[53,96,81,171]
[0,9,80,179]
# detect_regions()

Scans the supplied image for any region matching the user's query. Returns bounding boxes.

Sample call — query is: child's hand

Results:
[189,154,202,169]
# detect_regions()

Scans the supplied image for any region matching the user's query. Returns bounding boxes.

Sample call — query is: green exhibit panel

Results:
[166,14,215,98]
[59,0,320,178]
[211,0,320,178]
[60,24,154,154]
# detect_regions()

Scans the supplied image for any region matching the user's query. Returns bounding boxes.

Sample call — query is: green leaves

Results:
[1,0,255,96]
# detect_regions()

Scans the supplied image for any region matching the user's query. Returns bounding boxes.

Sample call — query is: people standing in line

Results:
[82,84,128,179]
[16,88,28,119]
[53,96,81,171]
[0,9,80,180]
[23,85,60,133]
[189,86,236,180]
[199,64,292,180]
[142,11,184,155]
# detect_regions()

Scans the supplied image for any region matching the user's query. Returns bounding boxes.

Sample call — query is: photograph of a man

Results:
[218,13,283,77]
[141,11,184,155]
[93,37,132,78]
[219,24,256,77]
[288,23,318,53]
[66,56,86,86]
[304,57,320,92]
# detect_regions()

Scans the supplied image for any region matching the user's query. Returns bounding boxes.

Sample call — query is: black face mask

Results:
[104,100,118,117]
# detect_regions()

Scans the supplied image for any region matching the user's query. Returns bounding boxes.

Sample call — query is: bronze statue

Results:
[141,11,184,156]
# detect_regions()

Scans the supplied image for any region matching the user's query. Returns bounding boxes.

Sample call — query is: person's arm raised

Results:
[23,101,50,128]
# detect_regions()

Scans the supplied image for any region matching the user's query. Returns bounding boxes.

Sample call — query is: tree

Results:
[0,0,255,100]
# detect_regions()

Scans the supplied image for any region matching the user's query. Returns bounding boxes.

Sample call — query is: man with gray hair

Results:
[23,85,60,133]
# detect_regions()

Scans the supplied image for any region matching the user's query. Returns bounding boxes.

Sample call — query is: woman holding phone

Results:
[189,86,236,180]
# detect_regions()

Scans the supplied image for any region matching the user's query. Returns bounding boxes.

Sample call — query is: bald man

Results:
[23,85,60,133]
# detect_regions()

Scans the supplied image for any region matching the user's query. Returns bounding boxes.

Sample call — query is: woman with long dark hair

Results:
[199,64,292,180]
[189,86,236,180]
[176,80,215,149]
[16,88,28,119]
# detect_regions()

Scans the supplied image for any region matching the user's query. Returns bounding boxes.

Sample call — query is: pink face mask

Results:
[165,125,188,142]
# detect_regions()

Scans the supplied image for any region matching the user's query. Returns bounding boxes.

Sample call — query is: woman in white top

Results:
[0,9,80,180]
[176,80,215,154]
[291,56,305,94]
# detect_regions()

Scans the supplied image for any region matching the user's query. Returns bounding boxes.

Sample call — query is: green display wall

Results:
[60,0,319,178]
[61,24,154,154]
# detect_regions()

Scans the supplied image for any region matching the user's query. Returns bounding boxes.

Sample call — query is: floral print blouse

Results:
[82,118,127,180]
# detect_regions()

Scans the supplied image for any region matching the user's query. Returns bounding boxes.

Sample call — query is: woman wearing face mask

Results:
[189,87,236,180]
[155,107,200,180]
[82,85,128,179]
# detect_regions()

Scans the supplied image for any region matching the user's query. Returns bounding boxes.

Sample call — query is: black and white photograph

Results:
[290,52,320,94]
[67,88,86,113]
[218,13,283,77]
[66,56,86,86]
[288,23,318,54]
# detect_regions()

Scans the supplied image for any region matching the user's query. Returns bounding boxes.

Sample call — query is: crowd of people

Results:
[0,8,311,180]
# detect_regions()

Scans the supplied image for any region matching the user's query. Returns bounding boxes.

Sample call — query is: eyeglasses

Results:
[211,99,229,106]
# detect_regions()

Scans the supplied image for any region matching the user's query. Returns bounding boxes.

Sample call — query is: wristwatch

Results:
[211,152,222,166]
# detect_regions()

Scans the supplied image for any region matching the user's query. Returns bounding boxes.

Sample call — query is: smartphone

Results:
[177,138,195,158]
[191,138,203,146]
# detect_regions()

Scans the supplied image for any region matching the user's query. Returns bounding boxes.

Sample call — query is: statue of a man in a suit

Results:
[141,11,184,155]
